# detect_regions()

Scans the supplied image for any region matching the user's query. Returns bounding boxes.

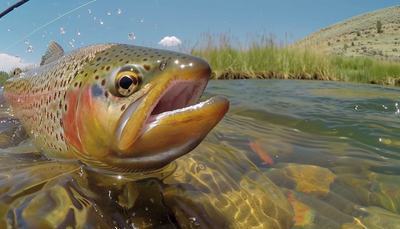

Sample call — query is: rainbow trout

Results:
[3,41,229,173]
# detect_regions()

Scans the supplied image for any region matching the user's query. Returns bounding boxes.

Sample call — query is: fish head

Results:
[63,44,229,173]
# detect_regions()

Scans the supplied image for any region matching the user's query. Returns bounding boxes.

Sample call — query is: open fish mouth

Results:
[141,77,210,134]
[116,72,229,162]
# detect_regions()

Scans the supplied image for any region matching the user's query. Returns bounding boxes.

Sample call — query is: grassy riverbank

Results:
[190,31,400,85]
[1,32,400,86]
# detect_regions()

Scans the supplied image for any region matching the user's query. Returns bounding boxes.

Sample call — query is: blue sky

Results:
[0,0,398,72]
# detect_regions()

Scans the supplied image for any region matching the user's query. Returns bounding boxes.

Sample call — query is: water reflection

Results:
[1,80,400,228]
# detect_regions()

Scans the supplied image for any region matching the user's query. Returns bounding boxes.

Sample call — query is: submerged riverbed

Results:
[1,79,400,228]
[204,79,400,228]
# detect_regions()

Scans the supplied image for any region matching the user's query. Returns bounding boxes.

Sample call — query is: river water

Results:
[203,79,400,229]
[1,79,400,228]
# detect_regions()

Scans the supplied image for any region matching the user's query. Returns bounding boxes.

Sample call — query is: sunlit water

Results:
[1,79,400,228]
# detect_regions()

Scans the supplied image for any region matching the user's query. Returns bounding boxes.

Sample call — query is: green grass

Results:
[189,31,400,85]
[331,56,400,84]
[0,71,10,87]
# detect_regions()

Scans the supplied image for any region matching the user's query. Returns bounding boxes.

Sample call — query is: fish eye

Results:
[115,71,140,96]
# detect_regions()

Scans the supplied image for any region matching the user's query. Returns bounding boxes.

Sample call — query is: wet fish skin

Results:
[4,42,116,159]
[3,41,229,173]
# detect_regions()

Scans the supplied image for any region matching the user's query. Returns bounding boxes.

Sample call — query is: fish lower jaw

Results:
[141,97,216,134]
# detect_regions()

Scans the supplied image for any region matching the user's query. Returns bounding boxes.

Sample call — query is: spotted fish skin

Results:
[3,42,116,159]
[3,41,229,173]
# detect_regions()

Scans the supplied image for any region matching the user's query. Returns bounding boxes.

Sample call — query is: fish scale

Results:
[3,42,116,158]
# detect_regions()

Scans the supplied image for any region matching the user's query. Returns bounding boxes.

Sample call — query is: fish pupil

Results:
[120,76,133,89]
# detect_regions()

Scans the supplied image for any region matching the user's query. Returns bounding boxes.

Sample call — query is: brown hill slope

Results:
[293,5,400,61]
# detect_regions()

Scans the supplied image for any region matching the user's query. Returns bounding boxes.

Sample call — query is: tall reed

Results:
[190,30,400,85]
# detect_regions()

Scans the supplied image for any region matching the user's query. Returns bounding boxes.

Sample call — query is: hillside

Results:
[293,5,400,61]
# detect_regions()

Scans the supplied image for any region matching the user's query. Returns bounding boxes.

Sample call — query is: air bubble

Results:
[76,30,81,35]
[88,9,91,14]
[116,8,121,14]
[128,32,136,40]
[15,55,19,58]
[93,16,96,20]
[106,10,110,15]
[140,18,144,23]
[99,19,103,25]
[24,39,29,44]
[7,28,10,32]
[59,27,65,34]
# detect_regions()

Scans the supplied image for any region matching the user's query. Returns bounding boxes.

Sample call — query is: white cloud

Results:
[158,36,182,47]
[0,53,36,73]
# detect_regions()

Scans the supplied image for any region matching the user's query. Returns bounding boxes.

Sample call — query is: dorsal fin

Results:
[40,41,64,66]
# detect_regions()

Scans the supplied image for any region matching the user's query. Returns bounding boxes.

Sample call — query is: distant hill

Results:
[293,5,400,61]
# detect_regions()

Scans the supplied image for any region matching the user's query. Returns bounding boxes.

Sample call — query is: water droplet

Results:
[78,167,84,177]
[99,19,103,25]
[106,10,110,15]
[116,8,121,14]
[26,46,34,53]
[7,28,10,32]
[188,217,196,222]
[24,39,29,44]
[140,18,144,23]
[75,30,81,35]
[88,9,91,14]
[59,27,65,34]
[128,32,136,40]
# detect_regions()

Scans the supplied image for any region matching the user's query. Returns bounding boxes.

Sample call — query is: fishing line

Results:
[0,0,30,19]
[1,0,97,53]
